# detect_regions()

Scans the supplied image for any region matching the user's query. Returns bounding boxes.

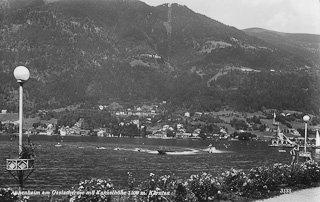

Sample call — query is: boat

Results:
[208,144,216,153]
[96,146,107,150]
[55,142,62,147]
[55,136,63,147]
[157,146,174,155]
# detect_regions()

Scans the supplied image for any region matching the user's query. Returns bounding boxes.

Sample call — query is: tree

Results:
[166,130,175,138]
[141,126,147,138]
[230,118,248,130]
[32,122,40,128]
[199,131,206,140]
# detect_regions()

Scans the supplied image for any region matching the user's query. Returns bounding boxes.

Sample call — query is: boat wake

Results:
[165,149,200,155]
[114,147,158,154]
[114,147,227,155]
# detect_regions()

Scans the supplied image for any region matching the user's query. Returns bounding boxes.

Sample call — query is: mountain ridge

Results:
[0,0,319,113]
[243,27,320,66]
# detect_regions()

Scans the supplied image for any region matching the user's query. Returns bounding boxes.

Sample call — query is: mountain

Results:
[0,0,320,113]
[243,28,320,67]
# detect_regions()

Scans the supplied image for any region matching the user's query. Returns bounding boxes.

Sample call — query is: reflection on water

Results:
[0,135,319,191]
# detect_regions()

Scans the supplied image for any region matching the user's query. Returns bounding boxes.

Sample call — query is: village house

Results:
[176,132,192,139]
[149,130,168,139]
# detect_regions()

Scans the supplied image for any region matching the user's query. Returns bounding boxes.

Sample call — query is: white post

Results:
[303,115,310,154]
[304,122,307,153]
[19,82,23,155]
[13,66,30,200]
[14,66,30,154]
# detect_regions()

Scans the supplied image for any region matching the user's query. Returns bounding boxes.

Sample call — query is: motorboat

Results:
[96,146,107,150]
[157,146,174,155]
[55,142,62,147]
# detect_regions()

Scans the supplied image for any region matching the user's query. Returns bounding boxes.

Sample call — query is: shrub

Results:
[219,168,246,193]
[69,178,113,202]
[69,161,320,202]
[289,160,320,186]
[19,141,37,159]
[137,173,195,202]
[0,189,18,202]
[187,172,219,201]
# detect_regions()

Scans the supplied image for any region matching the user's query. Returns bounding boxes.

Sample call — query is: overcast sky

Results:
[140,0,320,35]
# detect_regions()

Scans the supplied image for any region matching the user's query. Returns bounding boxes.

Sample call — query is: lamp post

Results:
[7,66,32,200]
[13,66,30,155]
[303,114,311,153]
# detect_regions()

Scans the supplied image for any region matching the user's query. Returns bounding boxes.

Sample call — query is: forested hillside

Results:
[0,0,319,113]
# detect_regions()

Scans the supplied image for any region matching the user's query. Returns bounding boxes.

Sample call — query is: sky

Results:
[140,0,320,35]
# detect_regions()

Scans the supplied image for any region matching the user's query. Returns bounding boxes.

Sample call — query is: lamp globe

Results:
[14,66,30,82]
[303,114,311,123]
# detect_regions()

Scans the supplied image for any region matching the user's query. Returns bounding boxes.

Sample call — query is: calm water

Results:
[1,135,320,191]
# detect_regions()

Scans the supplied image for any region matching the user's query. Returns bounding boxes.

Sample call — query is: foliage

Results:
[246,115,261,125]
[289,161,320,186]
[230,118,248,130]
[69,178,113,202]
[187,172,219,202]
[1,0,320,114]
[69,161,320,202]
[32,122,47,129]
[219,161,320,199]
[2,123,18,134]
[121,124,139,137]
[237,132,256,141]
[136,173,196,202]
[0,189,18,202]
[219,168,248,195]
[57,109,114,130]
[19,140,36,159]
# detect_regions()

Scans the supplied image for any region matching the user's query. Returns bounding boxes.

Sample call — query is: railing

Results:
[6,159,35,171]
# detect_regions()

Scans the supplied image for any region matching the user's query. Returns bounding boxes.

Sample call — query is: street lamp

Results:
[13,66,30,154]
[6,66,33,199]
[303,114,311,153]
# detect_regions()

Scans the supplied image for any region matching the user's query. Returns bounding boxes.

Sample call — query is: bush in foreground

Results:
[0,189,18,202]
[2,161,319,202]
[67,160,320,202]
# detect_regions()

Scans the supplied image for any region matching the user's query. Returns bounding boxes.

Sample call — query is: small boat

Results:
[157,146,174,155]
[208,144,216,153]
[55,142,62,147]
[96,146,107,150]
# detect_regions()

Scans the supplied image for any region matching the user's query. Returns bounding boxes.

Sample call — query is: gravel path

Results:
[255,186,320,202]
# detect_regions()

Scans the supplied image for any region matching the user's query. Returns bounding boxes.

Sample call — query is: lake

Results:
[1,135,320,192]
